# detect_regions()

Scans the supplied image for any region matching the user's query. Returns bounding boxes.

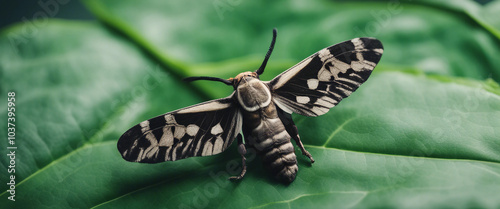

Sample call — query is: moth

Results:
[118,29,383,183]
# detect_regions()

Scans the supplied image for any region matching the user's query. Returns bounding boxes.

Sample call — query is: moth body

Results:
[235,73,298,183]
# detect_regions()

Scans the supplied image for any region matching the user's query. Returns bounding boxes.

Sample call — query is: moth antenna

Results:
[183,76,233,85]
[255,28,277,76]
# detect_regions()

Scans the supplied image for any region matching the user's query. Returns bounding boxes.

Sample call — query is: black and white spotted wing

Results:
[268,38,383,117]
[117,94,242,163]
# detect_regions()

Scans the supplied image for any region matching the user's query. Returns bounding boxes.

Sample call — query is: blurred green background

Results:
[1,0,500,208]
[0,0,494,28]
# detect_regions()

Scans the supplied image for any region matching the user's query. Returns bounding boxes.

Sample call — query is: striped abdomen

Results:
[236,75,298,183]
[243,105,298,183]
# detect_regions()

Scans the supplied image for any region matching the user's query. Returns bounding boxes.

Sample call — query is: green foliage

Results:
[1,0,500,208]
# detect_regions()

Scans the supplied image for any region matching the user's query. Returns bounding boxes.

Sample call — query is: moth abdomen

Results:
[241,95,300,183]
[261,140,298,183]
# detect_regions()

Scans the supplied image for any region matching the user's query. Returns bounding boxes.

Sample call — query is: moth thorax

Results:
[236,77,271,112]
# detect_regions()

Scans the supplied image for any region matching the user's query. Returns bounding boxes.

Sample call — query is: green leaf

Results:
[2,0,500,208]
[2,55,500,208]
[0,20,202,208]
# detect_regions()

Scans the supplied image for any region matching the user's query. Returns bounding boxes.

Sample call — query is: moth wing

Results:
[268,38,383,117]
[117,94,242,163]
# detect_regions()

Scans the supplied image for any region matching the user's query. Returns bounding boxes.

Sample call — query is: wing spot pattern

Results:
[296,96,310,104]
[186,124,200,136]
[211,123,223,135]
[140,120,150,132]
[165,114,176,125]
[173,126,186,140]
[307,79,319,89]
[351,38,364,50]
[182,138,194,155]
[202,141,213,156]
[159,126,173,147]
[213,136,224,154]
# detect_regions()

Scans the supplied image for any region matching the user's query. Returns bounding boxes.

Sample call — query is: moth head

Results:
[183,28,277,89]
[229,71,259,88]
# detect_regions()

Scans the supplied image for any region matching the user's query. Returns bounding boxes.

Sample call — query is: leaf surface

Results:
[1,0,500,208]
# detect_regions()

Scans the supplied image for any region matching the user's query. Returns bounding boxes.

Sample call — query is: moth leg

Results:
[277,108,315,163]
[289,123,315,163]
[229,133,247,180]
